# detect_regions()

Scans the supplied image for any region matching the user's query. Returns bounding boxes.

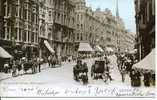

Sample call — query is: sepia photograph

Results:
[0,0,156,98]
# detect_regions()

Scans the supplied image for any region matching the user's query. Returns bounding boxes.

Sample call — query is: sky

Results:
[85,0,136,33]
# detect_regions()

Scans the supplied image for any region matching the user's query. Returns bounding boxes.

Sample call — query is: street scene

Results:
[0,0,155,97]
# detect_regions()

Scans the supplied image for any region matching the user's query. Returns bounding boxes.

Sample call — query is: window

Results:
[6,27,9,39]
[31,32,34,42]
[77,33,79,40]
[81,14,83,20]
[77,15,79,22]
[23,9,27,20]
[77,24,79,29]
[81,24,83,29]
[81,33,83,40]
[49,11,51,21]
[7,4,10,16]
[58,13,60,21]
[19,7,22,19]
[28,31,30,42]
[19,29,21,41]
[32,13,35,23]
[15,28,18,40]
[28,11,30,21]
[23,31,26,42]
[15,6,18,16]
[4,5,6,16]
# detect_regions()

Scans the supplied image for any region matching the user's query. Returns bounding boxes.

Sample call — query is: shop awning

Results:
[106,47,114,52]
[78,42,94,52]
[133,49,155,70]
[0,46,13,58]
[44,40,55,54]
[95,45,104,52]
[128,49,137,54]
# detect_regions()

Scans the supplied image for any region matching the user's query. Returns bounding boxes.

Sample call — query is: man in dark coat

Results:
[81,62,88,75]
[130,69,136,86]
[73,60,82,81]
[135,70,141,86]
[130,69,141,87]
[143,70,151,87]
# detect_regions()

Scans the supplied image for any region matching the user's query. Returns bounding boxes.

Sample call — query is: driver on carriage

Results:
[73,59,82,81]
[80,62,88,75]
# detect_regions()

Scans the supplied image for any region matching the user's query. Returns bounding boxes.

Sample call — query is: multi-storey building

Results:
[52,0,76,59]
[0,0,39,59]
[74,0,105,52]
[74,0,86,50]
[74,0,135,53]
[38,0,76,60]
[38,0,54,59]
[134,0,155,60]
[0,0,4,37]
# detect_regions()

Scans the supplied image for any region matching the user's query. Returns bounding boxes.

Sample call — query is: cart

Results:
[91,60,106,79]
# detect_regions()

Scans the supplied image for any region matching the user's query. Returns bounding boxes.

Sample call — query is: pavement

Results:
[0,63,49,81]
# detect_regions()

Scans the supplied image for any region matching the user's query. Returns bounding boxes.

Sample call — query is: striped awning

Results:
[78,42,94,52]
[44,40,55,54]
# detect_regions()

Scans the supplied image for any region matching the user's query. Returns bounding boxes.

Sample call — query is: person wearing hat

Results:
[73,60,82,81]
[143,70,151,87]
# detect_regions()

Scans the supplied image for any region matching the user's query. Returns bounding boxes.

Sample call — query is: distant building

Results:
[134,0,155,60]
[74,0,135,53]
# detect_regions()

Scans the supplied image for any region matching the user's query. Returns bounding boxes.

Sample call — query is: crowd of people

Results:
[117,53,155,87]
[1,52,155,87]
[2,55,43,77]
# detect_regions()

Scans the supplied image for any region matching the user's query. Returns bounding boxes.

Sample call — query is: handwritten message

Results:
[0,84,155,97]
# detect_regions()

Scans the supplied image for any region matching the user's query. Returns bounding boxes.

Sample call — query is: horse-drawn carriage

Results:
[23,59,38,74]
[91,59,112,82]
[91,60,106,79]
[73,60,88,85]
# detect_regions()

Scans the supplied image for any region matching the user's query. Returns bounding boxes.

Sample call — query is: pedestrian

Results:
[130,69,136,86]
[151,72,155,86]
[81,62,88,75]
[16,59,22,75]
[143,70,151,87]
[51,55,56,68]
[130,69,141,87]
[136,70,141,86]
[105,64,113,81]
[4,61,9,73]
[9,59,13,73]
[12,60,17,77]
[73,60,82,81]
[120,65,126,83]
[48,55,51,67]
[37,57,41,72]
